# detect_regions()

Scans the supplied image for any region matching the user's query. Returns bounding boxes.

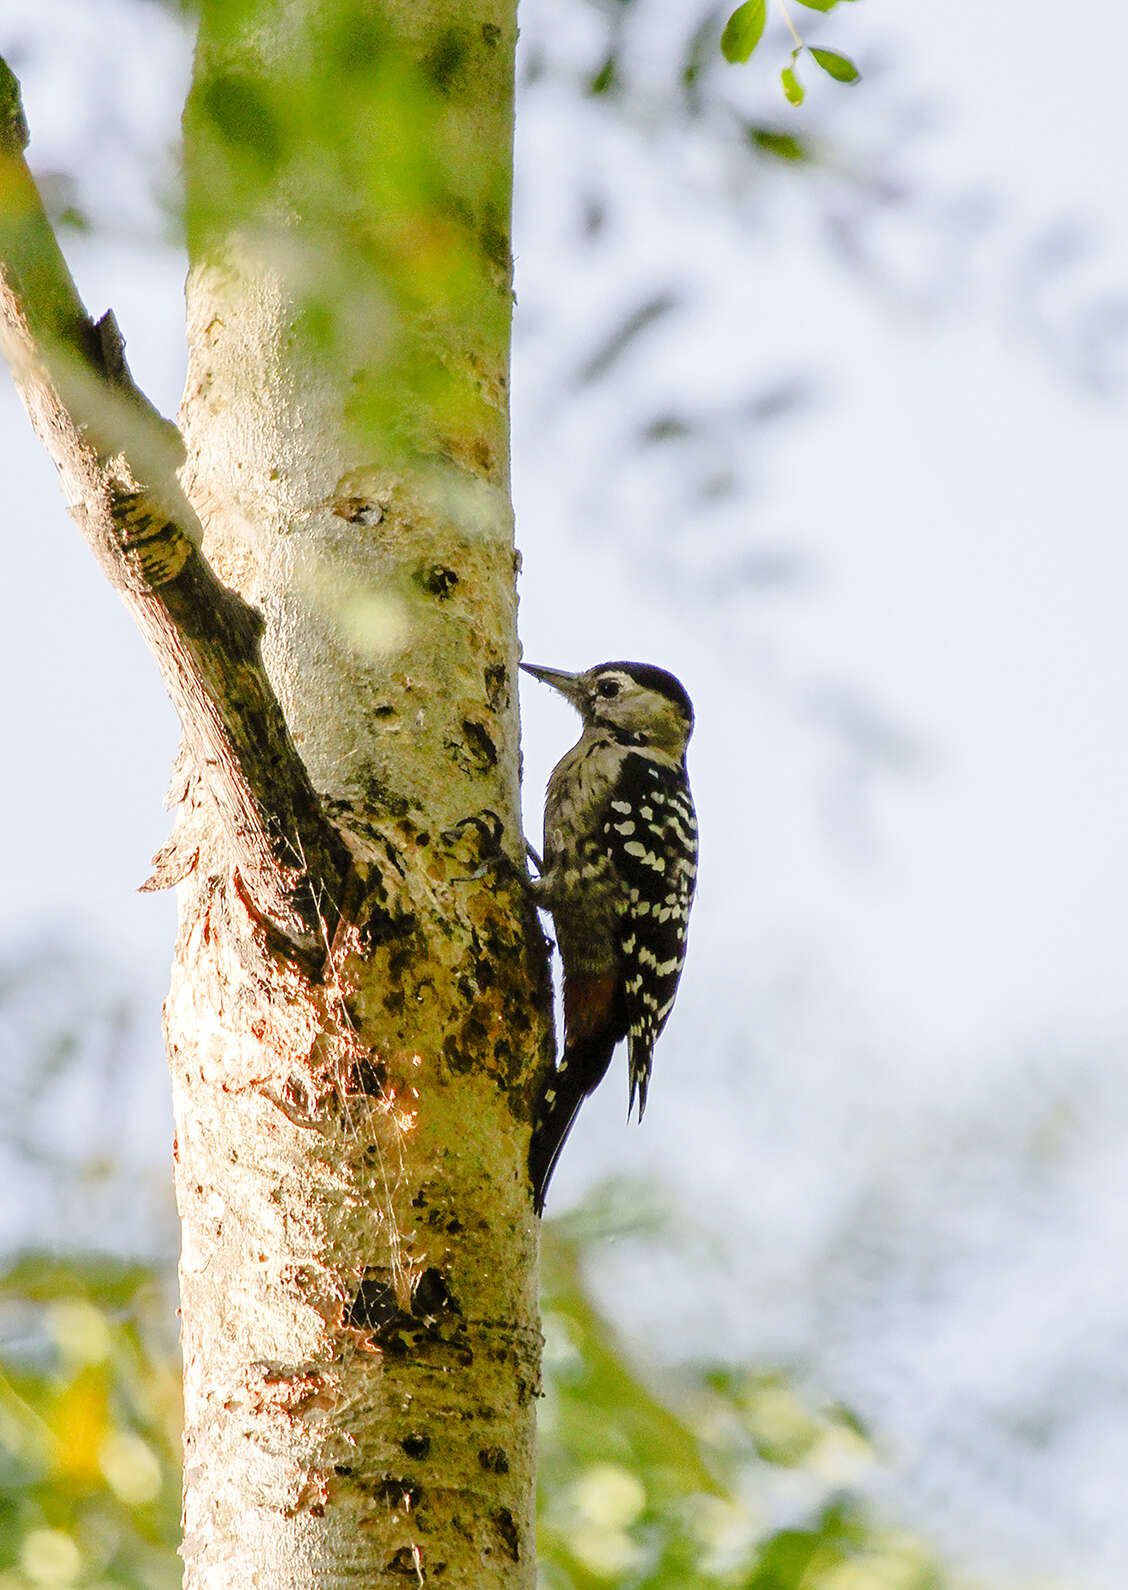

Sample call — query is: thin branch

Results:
[0,58,352,956]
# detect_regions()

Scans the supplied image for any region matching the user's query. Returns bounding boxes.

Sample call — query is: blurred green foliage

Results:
[182,0,514,468]
[538,1198,956,1590]
[0,1212,972,1590]
[0,1257,181,1590]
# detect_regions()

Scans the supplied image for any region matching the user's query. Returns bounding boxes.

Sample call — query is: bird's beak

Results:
[520,663,585,707]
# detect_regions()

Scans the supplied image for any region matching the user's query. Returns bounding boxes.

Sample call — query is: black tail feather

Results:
[529,1033,616,1215]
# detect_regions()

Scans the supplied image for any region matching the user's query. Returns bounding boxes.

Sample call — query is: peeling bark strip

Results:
[0,60,351,951]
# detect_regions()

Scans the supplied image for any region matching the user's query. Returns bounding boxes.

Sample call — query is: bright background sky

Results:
[1,2,1126,1585]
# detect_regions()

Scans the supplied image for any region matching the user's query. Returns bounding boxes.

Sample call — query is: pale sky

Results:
[1,1,1127,1584]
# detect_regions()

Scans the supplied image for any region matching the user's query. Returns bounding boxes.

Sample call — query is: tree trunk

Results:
[0,1,551,1584]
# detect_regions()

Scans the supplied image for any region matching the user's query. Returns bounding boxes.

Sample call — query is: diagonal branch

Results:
[0,58,352,956]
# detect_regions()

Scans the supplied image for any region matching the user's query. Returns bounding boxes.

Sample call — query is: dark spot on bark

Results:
[449,719,498,775]
[309,1503,324,1517]
[362,909,416,954]
[346,1274,400,1332]
[362,776,410,818]
[376,1478,417,1509]
[418,562,459,598]
[412,1267,455,1320]
[478,1446,509,1475]
[480,207,511,275]
[444,1007,492,1077]
[388,1546,421,1576]
[346,1273,464,1356]
[423,28,469,93]
[197,72,284,173]
[402,1432,431,1459]
[484,662,507,710]
[446,1218,463,1234]
[333,495,383,526]
[417,831,430,847]
[371,703,395,718]
[441,1032,467,1074]
[320,8,388,70]
[482,22,500,46]
[345,1055,387,1097]
[412,1190,428,1209]
[361,905,416,953]
[471,438,494,475]
[495,1506,520,1560]
[334,1464,353,1477]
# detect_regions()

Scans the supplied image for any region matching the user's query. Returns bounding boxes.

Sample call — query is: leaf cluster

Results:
[721,0,861,106]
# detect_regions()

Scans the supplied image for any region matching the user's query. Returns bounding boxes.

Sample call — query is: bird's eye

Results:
[597,679,621,698]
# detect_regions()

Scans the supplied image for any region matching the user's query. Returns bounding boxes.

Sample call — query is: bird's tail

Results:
[627,1033,654,1122]
[528,1031,617,1215]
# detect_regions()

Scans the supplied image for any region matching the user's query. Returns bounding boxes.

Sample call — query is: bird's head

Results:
[521,659,694,760]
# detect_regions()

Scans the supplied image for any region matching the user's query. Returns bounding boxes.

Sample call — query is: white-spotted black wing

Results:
[601,753,698,1119]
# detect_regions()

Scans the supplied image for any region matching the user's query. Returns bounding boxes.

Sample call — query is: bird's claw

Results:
[444,809,520,884]
[442,808,505,853]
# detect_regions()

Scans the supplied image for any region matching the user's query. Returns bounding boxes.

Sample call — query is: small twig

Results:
[776,0,804,51]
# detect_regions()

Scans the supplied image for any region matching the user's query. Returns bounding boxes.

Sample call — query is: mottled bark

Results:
[0,1,550,1584]
[170,805,548,1588]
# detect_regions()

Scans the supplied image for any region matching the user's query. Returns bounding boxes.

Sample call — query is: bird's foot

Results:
[443,809,524,884]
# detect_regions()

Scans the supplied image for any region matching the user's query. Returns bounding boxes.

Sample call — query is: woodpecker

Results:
[522,660,697,1214]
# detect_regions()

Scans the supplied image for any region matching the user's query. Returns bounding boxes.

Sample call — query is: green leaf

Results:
[588,51,619,96]
[809,46,861,83]
[721,0,768,64]
[747,126,811,163]
[781,63,804,105]
[794,0,842,11]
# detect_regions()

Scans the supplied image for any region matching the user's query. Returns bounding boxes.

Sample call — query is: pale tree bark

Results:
[0,1,551,1584]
